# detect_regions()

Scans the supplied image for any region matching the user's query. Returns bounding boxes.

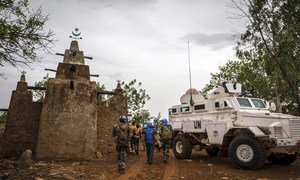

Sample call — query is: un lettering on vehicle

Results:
[182,120,206,133]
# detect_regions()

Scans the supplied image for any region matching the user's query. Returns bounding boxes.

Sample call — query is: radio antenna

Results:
[188,41,194,106]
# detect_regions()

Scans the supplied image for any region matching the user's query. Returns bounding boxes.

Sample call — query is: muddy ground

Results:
[0,148,299,180]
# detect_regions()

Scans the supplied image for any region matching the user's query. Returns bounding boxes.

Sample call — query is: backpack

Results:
[118,124,128,145]
[161,125,172,140]
[134,128,140,138]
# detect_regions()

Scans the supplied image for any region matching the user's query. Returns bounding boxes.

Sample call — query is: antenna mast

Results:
[188,41,194,106]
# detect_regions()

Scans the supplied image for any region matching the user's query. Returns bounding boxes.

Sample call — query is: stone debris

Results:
[35,178,44,180]
[207,163,213,167]
[18,149,32,169]
[71,162,80,166]
[97,151,102,158]
[34,162,48,167]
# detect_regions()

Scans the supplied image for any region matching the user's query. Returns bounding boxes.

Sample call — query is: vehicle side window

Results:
[194,104,205,110]
[172,108,177,113]
[215,102,220,108]
[180,106,190,112]
[224,101,228,107]
[237,98,252,107]
[251,99,266,108]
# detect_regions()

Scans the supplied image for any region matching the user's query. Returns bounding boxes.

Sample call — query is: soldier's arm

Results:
[127,126,131,141]
[112,125,117,137]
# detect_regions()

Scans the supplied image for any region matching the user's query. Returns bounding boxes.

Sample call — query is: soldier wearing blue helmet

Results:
[143,121,157,164]
[159,118,173,163]
[112,115,130,174]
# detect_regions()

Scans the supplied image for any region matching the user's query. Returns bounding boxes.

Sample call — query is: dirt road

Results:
[1,149,300,179]
[113,150,300,180]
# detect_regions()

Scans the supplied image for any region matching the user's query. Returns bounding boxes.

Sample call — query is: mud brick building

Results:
[0,75,42,158]
[0,40,127,160]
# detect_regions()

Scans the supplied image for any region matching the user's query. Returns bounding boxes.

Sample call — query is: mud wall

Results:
[97,86,127,155]
[0,78,42,158]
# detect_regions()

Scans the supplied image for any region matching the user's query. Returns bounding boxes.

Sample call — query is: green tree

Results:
[0,111,8,123]
[96,82,107,105]
[120,79,151,118]
[227,0,300,114]
[202,54,274,100]
[33,73,49,101]
[131,109,152,124]
[0,0,54,77]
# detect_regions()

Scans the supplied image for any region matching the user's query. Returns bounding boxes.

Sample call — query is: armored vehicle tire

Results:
[267,153,298,165]
[173,134,192,159]
[206,147,219,157]
[228,135,266,170]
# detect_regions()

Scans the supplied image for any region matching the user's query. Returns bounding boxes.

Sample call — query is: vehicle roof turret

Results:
[180,88,205,104]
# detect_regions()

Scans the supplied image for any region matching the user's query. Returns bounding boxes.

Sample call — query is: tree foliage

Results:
[120,79,151,117]
[33,73,48,102]
[231,0,300,114]
[202,58,273,100]
[130,109,152,124]
[0,0,54,76]
[203,0,300,114]
[96,82,107,105]
[0,111,8,123]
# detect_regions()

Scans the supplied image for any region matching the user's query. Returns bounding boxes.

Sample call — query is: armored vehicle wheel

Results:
[173,134,192,159]
[267,153,298,165]
[206,147,219,157]
[228,135,266,170]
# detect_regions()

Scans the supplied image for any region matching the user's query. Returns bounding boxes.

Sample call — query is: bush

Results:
[0,112,8,123]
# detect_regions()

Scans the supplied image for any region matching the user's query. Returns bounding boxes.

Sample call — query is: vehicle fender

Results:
[206,122,227,145]
[218,127,267,158]
[248,127,267,137]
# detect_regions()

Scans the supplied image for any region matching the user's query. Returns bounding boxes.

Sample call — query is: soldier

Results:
[159,118,173,163]
[112,115,130,174]
[143,121,157,164]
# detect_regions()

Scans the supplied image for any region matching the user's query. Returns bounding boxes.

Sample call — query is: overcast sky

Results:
[0,0,244,118]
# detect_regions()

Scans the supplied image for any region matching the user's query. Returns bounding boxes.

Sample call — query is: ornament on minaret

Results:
[70,28,82,40]
[20,71,26,82]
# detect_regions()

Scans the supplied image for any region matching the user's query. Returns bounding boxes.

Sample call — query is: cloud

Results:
[107,72,124,80]
[76,0,158,8]
[183,33,234,50]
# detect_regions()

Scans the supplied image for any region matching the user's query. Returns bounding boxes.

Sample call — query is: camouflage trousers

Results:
[161,140,171,162]
[116,145,128,171]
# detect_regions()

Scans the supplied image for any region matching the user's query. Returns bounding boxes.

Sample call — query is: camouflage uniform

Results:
[160,123,173,163]
[113,122,130,173]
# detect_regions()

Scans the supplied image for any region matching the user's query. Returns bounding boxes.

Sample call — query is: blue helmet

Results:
[119,115,126,122]
[147,121,153,127]
[162,118,168,124]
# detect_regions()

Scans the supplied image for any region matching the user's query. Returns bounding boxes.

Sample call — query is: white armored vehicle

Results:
[169,83,300,169]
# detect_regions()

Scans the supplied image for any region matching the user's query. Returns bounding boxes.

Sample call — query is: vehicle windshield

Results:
[237,98,252,107]
[251,99,266,108]
[237,97,266,109]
